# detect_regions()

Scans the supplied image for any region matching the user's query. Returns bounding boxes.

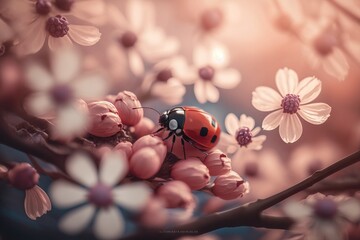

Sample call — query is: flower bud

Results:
[157,181,194,208]
[114,91,143,126]
[171,158,210,190]
[212,171,249,200]
[87,101,122,137]
[130,147,163,179]
[203,150,231,176]
[105,94,116,104]
[131,117,155,138]
[140,197,167,228]
[8,163,39,190]
[114,141,133,158]
[132,135,167,161]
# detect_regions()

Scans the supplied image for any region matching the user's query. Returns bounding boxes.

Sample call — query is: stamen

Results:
[281,94,300,114]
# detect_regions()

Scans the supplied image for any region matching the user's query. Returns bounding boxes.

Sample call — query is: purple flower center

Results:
[156,69,173,82]
[35,0,51,15]
[10,166,39,190]
[49,84,73,105]
[244,162,258,177]
[46,15,69,38]
[54,0,74,11]
[88,183,113,208]
[314,32,337,56]
[235,127,252,147]
[281,94,300,114]
[198,66,215,81]
[120,31,138,48]
[314,198,338,219]
[201,8,223,31]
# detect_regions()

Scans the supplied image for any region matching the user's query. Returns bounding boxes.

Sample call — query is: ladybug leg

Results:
[152,127,164,135]
[181,138,186,159]
[170,135,176,153]
[162,131,174,141]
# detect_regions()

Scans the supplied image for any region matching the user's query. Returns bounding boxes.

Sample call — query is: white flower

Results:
[252,67,331,143]
[218,113,266,155]
[284,193,360,240]
[24,49,107,141]
[50,151,151,239]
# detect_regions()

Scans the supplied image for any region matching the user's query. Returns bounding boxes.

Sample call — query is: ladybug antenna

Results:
[132,106,161,116]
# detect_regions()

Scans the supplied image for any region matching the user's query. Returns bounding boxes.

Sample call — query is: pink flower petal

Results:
[239,114,255,130]
[295,77,321,104]
[275,68,299,96]
[48,35,73,51]
[213,68,241,89]
[50,180,87,208]
[99,151,128,186]
[252,87,282,112]
[59,204,95,234]
[112,182,151,211]
[66,152,98,187]
[322,48,349,81]
[24,92,55,119]
[225,113,239,136]
[262,110,283,130]
[94,206,125,239]
[128,49,145,77]
[338,199,360,222]
[68,25,101,46]
[205,82,220,103]
[279,114,303,143]
[194,80,207,104]
[71,74,108,101]
[52,49,80,84]
[25,64,54,91]
[24,186,51,220]
[298,103,331,125]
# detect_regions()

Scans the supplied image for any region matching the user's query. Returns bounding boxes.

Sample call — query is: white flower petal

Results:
[151,79,185,105]
[25,64,53,91]
[72,74,108,101]
[66,152,98,187]
[218,132,238,154]
[212,68,241,89]
[252,87,282,112]
[24,93,55,119]
[71,0,105,21]
[279,114,303,143]
[295,77,322,104]
[317,221,343,240]
[298,103,331,125]
[94,206,125,240]
[323,48,349,81]
[113,182,151,211]
[262,110,283,130]
[50,180,87,208]
[193,39,230,68]
[99,151,128,187]
[283,201,312,220]
[52,49,80,83]
[338,199,360,222]
[248,135,266,150]
[16,19,46,55]
[126,0,154,32]
[171,56,196,84]
[239,114,255,130]
[128,50,145,77]
[59,204,95,234]
[194,80,207,104]
[251,126,261,136]
[275,68,299,96]
[68,25,101,46]
[225,113,239,136]
[205,82,220,103]
[48,35,73,51]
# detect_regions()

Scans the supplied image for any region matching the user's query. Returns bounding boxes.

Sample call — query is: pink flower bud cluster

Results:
[87,91,145,137]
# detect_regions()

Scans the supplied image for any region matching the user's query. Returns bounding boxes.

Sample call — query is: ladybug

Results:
[157,106,221,158]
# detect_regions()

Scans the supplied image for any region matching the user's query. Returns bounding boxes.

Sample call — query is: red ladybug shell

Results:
[182,106,221,150]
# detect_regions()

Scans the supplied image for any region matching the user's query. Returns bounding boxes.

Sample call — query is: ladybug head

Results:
[159,111,169,127]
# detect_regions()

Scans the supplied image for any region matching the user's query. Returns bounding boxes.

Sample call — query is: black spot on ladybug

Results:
[200,127,208,136]
[210,135,217,143]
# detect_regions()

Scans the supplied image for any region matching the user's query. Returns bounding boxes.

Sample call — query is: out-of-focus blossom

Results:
[87,101,122,137]
[171,158,210,190]
[186,39,241,104]
[156,181,195,209]
[130,147,163,179]
[7,163,51,220]
[130,117,155,138]
[211,170,249,200]
[1,0,101,55]
[140,197,168,228]
[288,140,342,182]
[252,67,331,143]
[203,149,232,176]
[140,56,193,105]
[50,151,151,239]
[24,49,107,140]
[114,91,143,126]
[106,0,179,77]
[284,193,360,240]
[219,113,266,155]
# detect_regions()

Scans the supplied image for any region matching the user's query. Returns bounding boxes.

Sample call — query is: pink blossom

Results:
[132,135,167,161]
[252,67,331,143]
[114,141,133,158]
[212,171,249,200]
[87,101,122,137]
[114,91,143,126]
[203,149,232,176]
[129,147,163,179]
[130,117,155,138]
[156,181,195,208]
[139,197,168,228]
[171,158,210,190]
